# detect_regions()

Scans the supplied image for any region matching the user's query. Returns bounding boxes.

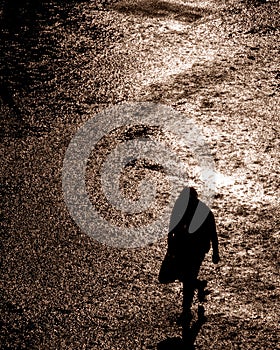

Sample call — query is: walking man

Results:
[165,187,220,342]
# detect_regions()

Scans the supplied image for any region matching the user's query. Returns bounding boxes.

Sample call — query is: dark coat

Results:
[167,188,218,274]
[159,187,219,284]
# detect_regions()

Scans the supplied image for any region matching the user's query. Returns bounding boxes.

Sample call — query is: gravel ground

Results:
[1,0,279,349]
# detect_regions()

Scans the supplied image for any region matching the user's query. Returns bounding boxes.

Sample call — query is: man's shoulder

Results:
[188,200,212,234]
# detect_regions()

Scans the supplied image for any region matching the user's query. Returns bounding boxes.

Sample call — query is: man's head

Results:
[189,187,198,199]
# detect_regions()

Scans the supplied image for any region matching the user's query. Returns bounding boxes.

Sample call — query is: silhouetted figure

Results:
[159,187,220,345]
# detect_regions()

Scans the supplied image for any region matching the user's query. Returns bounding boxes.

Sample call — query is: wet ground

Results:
[1,0,279,349]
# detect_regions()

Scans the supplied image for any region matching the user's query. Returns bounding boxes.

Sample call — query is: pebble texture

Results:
[1,0,279,349]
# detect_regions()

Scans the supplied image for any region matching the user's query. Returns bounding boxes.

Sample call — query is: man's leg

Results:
[181,259,203,342]
[182,260,202,312]
[182,277,195,344]
[182,278,195,316]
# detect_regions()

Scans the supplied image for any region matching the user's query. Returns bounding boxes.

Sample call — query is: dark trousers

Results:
[181,256,204,343]
[181,256,204,315]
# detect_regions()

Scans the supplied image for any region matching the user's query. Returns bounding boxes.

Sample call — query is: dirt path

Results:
[1,0,279,349]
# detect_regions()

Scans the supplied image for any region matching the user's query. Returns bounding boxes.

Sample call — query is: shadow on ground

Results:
[158,305,207,349]
[141,60,234,104]
[112,0,211,22]
[0,0,86,138]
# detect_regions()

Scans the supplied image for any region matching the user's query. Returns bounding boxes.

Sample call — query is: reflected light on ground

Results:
[214,171,235,187]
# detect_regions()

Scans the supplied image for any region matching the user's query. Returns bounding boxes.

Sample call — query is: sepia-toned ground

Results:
[1,0,279,349]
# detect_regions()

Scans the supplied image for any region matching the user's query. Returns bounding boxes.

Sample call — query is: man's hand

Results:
[212,253,220,264]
